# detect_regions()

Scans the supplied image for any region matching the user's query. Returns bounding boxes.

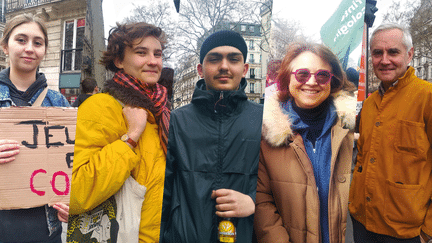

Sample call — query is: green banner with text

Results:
[320,0,366,68]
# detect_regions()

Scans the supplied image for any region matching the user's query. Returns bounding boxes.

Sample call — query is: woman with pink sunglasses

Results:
[254,42,357,243]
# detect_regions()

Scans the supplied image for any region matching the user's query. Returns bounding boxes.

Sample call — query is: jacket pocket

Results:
[348,160,363,215]
[394,119,427,155]
[384,180,427,227]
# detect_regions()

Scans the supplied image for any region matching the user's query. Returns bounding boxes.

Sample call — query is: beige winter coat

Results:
[254,91,355,243]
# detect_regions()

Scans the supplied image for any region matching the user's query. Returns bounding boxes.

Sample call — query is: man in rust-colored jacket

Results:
[349,23,432,242]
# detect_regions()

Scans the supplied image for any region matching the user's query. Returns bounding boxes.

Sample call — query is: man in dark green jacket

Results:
[160,30,263,243]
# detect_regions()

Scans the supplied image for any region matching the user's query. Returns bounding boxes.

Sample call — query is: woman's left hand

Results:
[53,202,69,223]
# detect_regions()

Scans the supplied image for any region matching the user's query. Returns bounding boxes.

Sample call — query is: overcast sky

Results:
[101,0,414,68]
[102,0,176,40]
[103,0,414,39]
[273,0,413,39]
[272,0,414,68]
[102,0,140,39]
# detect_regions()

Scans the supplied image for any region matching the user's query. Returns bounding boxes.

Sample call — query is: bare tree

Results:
[381,0,432,59]
[122,0,268,68]
[270,17,306,60]
[175,0,261,59]
[382,0,417,24]
[409,0,432,60]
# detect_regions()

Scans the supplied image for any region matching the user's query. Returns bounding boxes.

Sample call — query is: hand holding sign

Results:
[0,139,20,164]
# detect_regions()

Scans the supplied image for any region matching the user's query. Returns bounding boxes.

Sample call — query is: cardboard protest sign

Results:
[0,107,77,210]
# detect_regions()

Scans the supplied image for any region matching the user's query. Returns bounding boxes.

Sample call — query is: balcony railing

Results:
[60,48,83,73]
[6,0,62,13]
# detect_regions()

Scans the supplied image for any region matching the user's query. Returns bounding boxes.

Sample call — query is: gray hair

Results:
[370,22,413,52]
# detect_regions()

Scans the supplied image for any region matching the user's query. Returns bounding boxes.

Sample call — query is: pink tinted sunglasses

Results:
[291,69,333,85]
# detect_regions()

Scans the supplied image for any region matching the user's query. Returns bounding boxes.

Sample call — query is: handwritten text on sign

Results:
[0,107,77,210]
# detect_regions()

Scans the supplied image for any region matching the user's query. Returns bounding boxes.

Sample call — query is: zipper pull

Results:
[214,92,224,113]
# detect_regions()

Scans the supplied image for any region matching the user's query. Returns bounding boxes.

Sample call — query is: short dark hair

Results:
[1,13,48,49]
[277,42,347,102]
[80,77,98,93]
[100,22,167,72]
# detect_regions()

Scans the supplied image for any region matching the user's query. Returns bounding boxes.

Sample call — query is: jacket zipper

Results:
[216,91,224,189]
[293,142,321,241]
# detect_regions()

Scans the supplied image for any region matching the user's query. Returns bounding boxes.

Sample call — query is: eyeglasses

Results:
[291,69,333,85]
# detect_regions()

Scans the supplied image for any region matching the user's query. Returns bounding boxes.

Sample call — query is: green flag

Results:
[321,0,366,67]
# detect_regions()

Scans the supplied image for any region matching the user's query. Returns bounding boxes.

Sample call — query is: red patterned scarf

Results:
[113,70,170,154]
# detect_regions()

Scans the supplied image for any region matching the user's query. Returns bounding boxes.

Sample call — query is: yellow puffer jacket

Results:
[69,92,166,242]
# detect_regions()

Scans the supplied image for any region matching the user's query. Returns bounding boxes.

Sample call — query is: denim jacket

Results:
[0,82,70,107]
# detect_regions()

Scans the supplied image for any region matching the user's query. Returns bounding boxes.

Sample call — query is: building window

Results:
[249,25,255,32]
[62,18,85,72]
[249,54,254,64]
[250,68,255,79]
[249,40,254,50]
[250,82,255,93]
[241,25,246,32]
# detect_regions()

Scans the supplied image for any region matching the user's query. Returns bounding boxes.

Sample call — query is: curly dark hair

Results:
[100,22,167,72]
[277,42,350,102]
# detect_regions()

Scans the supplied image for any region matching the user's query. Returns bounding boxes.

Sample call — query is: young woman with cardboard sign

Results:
[0,14,70,242]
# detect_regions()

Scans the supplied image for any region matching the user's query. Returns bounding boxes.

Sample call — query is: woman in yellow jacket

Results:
[68,22,170,242]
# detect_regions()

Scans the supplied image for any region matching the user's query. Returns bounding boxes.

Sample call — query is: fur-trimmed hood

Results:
[262,90,356,147]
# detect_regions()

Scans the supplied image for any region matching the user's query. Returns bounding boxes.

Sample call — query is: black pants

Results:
[351,215,421,243]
